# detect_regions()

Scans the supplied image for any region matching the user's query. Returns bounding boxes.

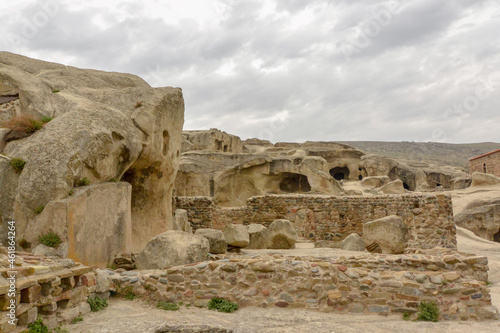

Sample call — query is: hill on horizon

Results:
[335,141,500,168]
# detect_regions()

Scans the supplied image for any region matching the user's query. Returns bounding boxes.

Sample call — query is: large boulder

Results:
[362,215,407,254]
[471,172,500,187]
[360,154,397,177]
[0,52,184,252]
[266,219,298,249]
[194,228,227,254]
[379,179,405,194]
[135,231,209,269]
[341,233,366,252]
[247,224,269,249]
[455,198,500,242]
[223,224,249,248]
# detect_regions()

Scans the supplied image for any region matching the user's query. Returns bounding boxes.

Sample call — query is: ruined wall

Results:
[175,196,215,230]
[0,263,96,331]
[106,252,496,321]
[470,150,500,178]
[177,194,456,252]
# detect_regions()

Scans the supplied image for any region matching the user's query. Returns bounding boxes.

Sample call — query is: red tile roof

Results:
[470,148,500,161]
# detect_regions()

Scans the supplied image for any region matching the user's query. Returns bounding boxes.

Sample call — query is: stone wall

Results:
[0,261,97,331]
[104,251,497,321]
[470,150,500,177]
[176,194,456,252]
[175,196,215,230]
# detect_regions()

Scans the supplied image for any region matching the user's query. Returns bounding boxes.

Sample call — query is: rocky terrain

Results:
[2,53,500,332]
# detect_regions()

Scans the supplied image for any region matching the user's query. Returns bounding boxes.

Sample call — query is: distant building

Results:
[470,149,500,177]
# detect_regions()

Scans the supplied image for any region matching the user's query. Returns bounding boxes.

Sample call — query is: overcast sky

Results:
[1,0,499,143]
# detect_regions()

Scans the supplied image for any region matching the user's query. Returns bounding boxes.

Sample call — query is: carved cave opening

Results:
[279,173,311,193]
[330,167,350,181]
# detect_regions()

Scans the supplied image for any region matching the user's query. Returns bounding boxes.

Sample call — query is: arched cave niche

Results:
[279,172,311,193]
[330,166,350,181]
[494,229,500,243]
[403,182,410,190]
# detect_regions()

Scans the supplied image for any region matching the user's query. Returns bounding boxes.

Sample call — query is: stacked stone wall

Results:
[105,252,497,321]
[177,194,456,252]
[0,263,96,331]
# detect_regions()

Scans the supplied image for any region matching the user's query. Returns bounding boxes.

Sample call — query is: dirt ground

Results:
[68,184,500,333]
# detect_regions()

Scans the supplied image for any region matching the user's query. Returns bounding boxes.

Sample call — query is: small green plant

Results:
[121,286,136,300]
[52,89,60,93]
[402,311,412,321]
[416,301,439,322]
[34,205,45,214]
[19,238,31,250]
[68,189,74,196]
[157,301,179,311]
[135,101,142,108]
[25,316,49,333]
[207,297,238,313]
[39,231,62,248]
[41,116,53,123]
[77,177,90,187]
[10,158,26,172]
[87,296,108,312]
[26,118,44,134]
[108,177,117,182]
[71,315,83,324]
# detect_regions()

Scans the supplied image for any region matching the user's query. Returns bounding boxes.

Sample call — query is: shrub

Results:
[118,285,136,300]
[87,297,108,312]
[52,89,60,93]
[25,317,49,333]
[416,301,439,322]
[41,116,53,123]
[39,231,62,248]
[0,115,44,135]
[77,177,90,187]
[19,238,31,250]
[34,205,45,214]
[10,158,26,172]
[207,297,238,313]
[156,301,179,311]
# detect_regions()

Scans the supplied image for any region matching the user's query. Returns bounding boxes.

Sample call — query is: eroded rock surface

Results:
[0,52,184,252]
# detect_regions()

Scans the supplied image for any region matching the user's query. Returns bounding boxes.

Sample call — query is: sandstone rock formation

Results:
[362,215,408,254]
[361,176,390,188]
[194,228,227,254]
[223,224,249,248]
[471,172,500,187]
[135,231,209,269]
[24,182,132,267]
[455,198,500,242]
[341,233,366,251]
[0,52,184,254]
[266,219,298,249]
[379,179,405,194]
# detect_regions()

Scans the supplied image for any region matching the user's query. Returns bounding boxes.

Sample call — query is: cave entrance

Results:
[330,167,350,181]
[279,173,311,193]
[494,229,500,243]
[403,182,410,190]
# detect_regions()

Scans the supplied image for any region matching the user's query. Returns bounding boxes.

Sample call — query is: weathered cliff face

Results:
[0,52,184,255]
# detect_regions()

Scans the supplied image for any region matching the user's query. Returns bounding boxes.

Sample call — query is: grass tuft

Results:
[156,301,179,311]
[39,231,62,248]
[10,158,26,172]
[207,297,238,313]
[87,297,108,312]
